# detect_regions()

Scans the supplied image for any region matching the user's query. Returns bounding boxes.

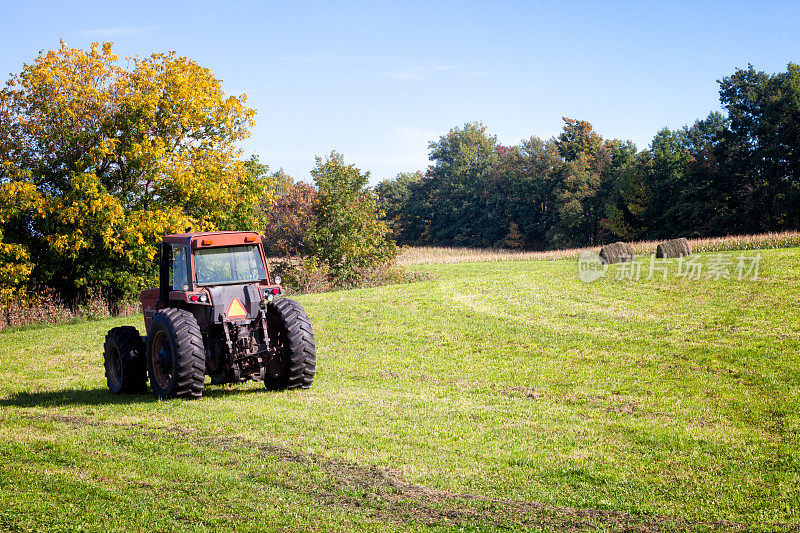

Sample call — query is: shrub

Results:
[0,286,141,330]
[270,257,430,294]
[307,152,398,284]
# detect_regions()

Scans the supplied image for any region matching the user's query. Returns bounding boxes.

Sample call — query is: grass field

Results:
[1,248,799,531]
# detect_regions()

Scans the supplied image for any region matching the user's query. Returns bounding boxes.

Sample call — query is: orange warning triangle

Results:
[226,297,247,319]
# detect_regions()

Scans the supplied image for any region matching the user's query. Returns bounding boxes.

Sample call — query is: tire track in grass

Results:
[15,411,753,532]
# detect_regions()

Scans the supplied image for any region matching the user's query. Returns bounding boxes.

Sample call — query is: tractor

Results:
[102,231,316,399]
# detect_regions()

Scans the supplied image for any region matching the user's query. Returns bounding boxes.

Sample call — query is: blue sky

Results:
[1,0,799,184]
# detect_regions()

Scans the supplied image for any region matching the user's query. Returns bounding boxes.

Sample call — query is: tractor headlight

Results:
[267,294,275,302]
[274,275,282,285]
[199,294,207,303]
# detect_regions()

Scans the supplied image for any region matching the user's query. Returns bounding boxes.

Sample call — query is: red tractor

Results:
[102,231,315,399]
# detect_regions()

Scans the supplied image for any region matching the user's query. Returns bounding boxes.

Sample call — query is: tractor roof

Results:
[163,231,261,246]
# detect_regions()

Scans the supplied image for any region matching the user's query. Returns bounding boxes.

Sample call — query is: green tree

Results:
[549,119,616,246]
[718,63,800,231]
[642,113,728,239]
[426,122,498,245]
[375,171,424,240]
[601,150,652,241]
[547,153,601,247]
[509,137,562,249]
[307,152,397,283]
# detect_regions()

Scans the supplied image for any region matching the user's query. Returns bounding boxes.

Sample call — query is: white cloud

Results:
[452,70,491,79]
[77,27,153,37]
[385,66,453,81]
[276,54,331,63]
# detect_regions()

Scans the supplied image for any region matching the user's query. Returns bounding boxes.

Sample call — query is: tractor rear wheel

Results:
[265,298,316,390]
[103,326,147,394]
[146,308,205,400]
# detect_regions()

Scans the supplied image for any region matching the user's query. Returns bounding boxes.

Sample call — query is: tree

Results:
[547,153,601,247]
[0,181,39,300]
[640,112,729,239]
[509,137,562,249]
[549,119,615,246]
[375,170,424,240]
[426,122,498,245]
[349,64,800,252]
[718,63,800,231]
[0,42,265,301]
[557,117,604,162]
[262,181,317,258]
[307,152,397,282]
[499,222,525,249]
[600,150,651,241]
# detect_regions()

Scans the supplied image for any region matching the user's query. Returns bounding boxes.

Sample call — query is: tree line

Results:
[376,63,800,250]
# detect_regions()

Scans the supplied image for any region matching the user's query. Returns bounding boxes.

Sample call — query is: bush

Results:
[270,257,430,294]
[0,286,141,330]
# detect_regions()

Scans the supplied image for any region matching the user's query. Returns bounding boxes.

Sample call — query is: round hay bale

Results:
[599,241,635,264]
[656,238,691,258]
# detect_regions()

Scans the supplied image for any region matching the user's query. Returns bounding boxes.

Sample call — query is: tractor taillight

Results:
[271,288,280,295]
[190,294,199,302]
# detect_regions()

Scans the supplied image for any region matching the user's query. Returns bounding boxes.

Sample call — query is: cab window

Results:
[172,245,189,290]
[194,245,267,286]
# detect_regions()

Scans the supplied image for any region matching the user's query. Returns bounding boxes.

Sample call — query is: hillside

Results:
[1,248,798,531]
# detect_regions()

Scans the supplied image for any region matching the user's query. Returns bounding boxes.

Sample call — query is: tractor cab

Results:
[141,231,283,332]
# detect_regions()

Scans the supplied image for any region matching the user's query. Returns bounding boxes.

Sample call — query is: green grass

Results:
[1,248,799,531]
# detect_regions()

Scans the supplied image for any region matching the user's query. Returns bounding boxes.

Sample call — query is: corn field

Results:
[397,230,800,265]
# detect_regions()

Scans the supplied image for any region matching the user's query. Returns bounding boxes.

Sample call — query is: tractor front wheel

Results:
[265,298,316,390]
[103,326,147,394]
[146,308,205,400]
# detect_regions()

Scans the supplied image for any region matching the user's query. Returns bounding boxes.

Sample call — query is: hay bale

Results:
[599,241,635,264]
[656,238,691,258]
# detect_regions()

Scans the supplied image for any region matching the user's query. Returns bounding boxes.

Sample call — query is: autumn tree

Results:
[0,42,269,300]
[556,117,604,162]
[262,181,318,258]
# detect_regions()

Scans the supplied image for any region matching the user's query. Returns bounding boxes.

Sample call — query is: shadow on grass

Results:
[0,383,279,407]
[0,388,155,407]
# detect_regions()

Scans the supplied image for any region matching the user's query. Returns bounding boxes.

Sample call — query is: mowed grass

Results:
[1,248,799,531]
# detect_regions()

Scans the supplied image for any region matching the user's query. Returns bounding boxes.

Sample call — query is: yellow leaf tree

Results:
[0,42,271,301]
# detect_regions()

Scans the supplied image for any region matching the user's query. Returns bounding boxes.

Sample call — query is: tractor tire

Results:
[265,298,316,390]
[146,308,205,400]
[103,326,147,394]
